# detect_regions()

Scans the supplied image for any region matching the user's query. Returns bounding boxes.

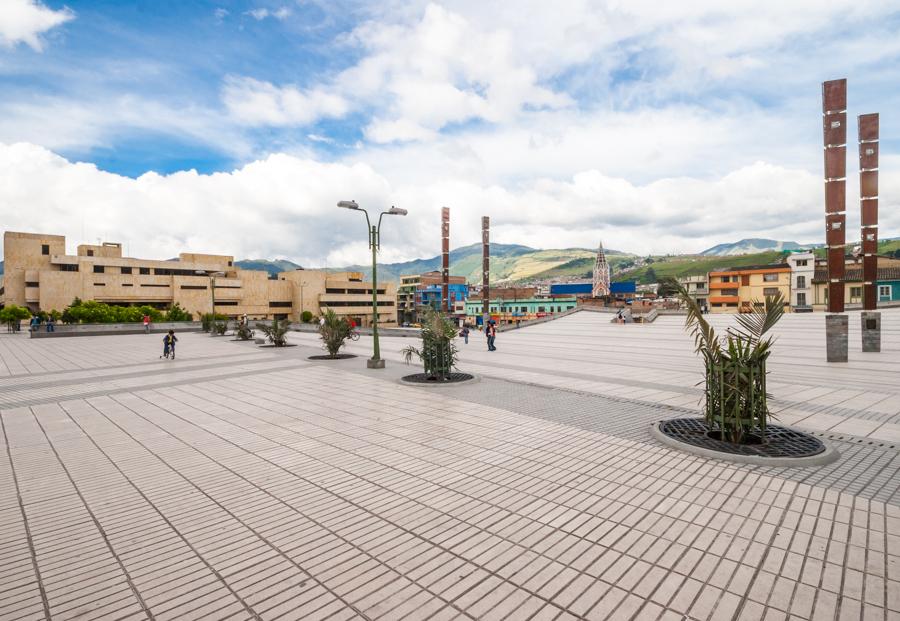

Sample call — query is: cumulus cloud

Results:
[4,142,897,267]
[245,7,291,21]
[0,0,73,51]
[223,4,571,137]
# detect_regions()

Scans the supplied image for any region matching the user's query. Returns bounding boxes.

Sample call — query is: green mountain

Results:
[235,259,302,277]
[338,243,627,284]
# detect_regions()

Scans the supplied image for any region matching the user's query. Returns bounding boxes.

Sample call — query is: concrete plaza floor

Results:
[0,311,898,620]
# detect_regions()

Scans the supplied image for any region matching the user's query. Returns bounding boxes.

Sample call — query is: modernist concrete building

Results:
[707,264,792,313]
[1,231,397,326]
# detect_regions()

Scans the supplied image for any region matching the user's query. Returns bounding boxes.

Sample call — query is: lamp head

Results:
[337,200,359,210]
[387,206,407,216]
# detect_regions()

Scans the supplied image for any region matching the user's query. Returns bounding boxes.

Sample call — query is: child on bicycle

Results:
[161,330,178,359]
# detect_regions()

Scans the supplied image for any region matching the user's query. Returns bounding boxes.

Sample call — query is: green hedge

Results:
[60,299,193,324]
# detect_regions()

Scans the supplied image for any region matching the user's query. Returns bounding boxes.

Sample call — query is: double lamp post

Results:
[337,200,407,368]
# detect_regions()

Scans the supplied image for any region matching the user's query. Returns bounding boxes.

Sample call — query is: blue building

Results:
[416,282,469,311]
[549,281,636,297]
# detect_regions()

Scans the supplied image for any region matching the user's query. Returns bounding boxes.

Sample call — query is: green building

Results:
[465,297,578,325]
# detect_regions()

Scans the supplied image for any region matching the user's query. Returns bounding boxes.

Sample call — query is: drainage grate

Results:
[402,372,475,384]
[658,418,827,458]
[308,354,357,360]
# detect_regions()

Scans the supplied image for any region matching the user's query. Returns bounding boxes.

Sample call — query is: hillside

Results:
[700,238,806,256]
[337,243,627,284]
[235,259,302,277]
[619,251,788,283]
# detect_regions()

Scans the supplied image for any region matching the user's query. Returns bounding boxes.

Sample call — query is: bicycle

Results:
[349,329,360,341]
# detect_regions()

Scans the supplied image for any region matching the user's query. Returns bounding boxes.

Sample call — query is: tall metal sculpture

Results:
[482,216,490,324]
[859,113,880,351]
[823,79,848,362]
[441,207,450,313]
[592,241,611,298]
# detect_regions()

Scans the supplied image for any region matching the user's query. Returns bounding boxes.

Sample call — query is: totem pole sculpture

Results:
[482,216,490,326]
[441,207,450,314]
[859,113,880,352]
[823,79,848,362]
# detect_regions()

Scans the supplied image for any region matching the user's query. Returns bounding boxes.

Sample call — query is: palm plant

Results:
[674,281,785,444]
[318,309,351,357]
[234,322,254,340]
[256,318,289,347]
[401,308,459,380]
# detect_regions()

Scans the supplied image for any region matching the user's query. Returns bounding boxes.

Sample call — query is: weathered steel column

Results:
[859,113,880,352]
[482,216,490,325]
[823,79,848,362]
[441,207,450,314]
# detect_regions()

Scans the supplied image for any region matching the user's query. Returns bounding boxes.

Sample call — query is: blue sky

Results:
[1,1,900,264]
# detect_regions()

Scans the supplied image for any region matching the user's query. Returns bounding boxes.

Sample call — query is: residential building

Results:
[676,275,708,309]
[1,231,397,325]
[810,255,900,310]
[396,271,468,323]
[465,296,578,325]
[707,264,792,313]
[786,251,815,310]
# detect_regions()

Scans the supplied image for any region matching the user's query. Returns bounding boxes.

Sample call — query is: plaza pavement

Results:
[0,310,898,620]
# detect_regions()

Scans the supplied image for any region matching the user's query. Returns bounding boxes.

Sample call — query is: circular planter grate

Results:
[402,372,475,384]
[658,418,827,459]
[308,354,357,360]
[258,343,298,348]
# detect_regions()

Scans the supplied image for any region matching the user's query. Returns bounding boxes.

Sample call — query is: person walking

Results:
[461,325,469,344]
[486,321,497,351]
[29,316,39,333]
[161,330,178,359]
[143,314,151,334]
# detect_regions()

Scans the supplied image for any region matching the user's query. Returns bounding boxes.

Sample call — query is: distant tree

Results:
[0,305,31,331]
[644,267,658,284]
[657,277,680,298]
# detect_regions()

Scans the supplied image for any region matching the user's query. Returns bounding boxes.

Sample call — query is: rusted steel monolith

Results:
[823,79,848,362]
[859,113,880,352]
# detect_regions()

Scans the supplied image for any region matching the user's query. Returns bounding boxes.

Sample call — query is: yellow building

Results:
[1,231,397,326]
[708,265,792,313]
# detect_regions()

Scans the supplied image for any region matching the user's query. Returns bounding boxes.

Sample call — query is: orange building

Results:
[708,265,792,314]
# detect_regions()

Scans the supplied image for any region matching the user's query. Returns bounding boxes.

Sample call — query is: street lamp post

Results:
[337,200,407,368]
[196,270,226,336]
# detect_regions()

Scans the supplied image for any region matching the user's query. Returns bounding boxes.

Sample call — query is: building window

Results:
[796,276,806,289]
[763,273,778,282]
[763,288,779,296]
[25,281,39,287]
[180,285,208,290]
[94,283,106,287]
[850,287,862,303]
[140,267,150,275]
[60,264,78,272]
[121,267,132,274]
[87,249,94,256]
[796,260,808,266]
[93,265,104,273]
[325,288,346,294]
[141,284,168,288]
[722,289,738,296]
[879,285,891,300]
[797,292,807,306]
[41,244,49,255]
[215,301,239,306]
[269,301,292,308]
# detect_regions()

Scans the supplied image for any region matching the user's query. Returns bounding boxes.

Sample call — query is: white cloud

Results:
[245,7,291,21]
[222,76,349,126]
[0,0,73,51]
[3,142,898,267]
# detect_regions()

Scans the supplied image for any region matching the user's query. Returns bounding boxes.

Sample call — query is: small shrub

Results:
[256,318,289,347]
[0,305,31,331]
[318,308,351,357]
[401,308,459,380]
[165,302,192,322]
[301,310,314,323]
[234,322,254,340]
[214,321,228,335]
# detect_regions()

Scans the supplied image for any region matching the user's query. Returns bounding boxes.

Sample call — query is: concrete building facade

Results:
[810,256,900,310]
[787,251,816,310]
[1,231,397,326]
[676,275,709,309]
[396,271,467,324]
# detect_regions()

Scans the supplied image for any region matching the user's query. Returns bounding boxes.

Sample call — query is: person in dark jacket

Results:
[161,330,178,359]
[486,321,497,351]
